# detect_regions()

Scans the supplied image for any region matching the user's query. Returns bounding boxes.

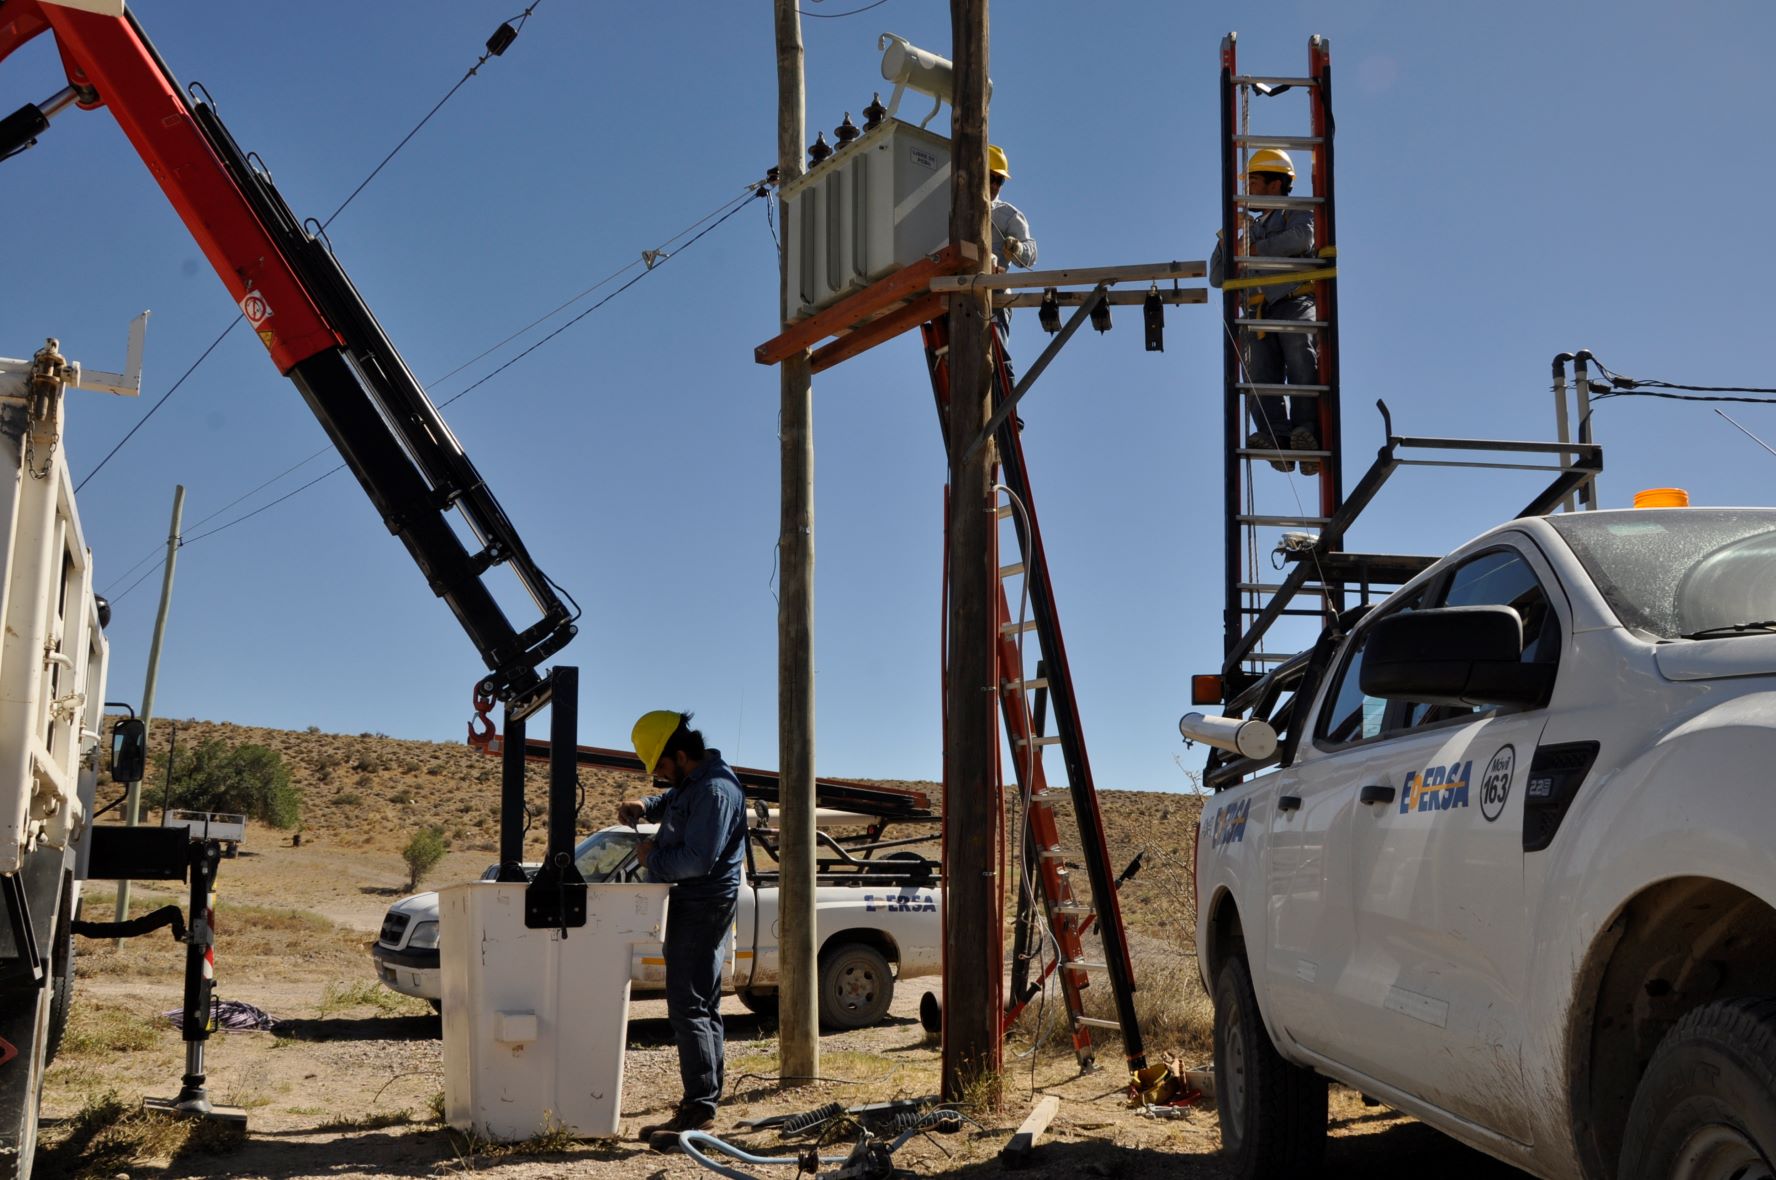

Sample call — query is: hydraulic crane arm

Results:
[0,0,575,709]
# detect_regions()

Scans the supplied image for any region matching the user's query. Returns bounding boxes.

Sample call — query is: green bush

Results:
[164,740,300,829]
[402,827,447,891]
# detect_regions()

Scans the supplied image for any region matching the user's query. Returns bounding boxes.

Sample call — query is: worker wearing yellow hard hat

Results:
[988,143,1038,381]
[1210,147,1324,476]
[618,710,746,1151]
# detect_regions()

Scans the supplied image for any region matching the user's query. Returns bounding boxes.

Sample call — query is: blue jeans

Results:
[664,891,737,1121]
[1243,296,1319,441]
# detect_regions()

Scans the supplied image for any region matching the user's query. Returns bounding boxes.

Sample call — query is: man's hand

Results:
[635,837,655,867]
[617,799,646,828]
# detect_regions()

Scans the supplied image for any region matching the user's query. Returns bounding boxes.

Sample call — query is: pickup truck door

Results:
[1296,541,1563,1144]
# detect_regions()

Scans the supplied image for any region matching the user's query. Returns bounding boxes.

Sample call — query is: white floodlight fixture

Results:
[1179,711,1278,761]
[878,32,991,128]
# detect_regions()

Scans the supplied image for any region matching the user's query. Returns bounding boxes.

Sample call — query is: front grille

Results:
[379,912,411,946]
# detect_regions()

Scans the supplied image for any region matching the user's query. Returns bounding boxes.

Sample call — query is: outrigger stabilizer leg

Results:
[142,839,245,1127]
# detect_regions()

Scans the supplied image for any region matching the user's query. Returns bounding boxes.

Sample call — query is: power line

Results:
[77,8,547,491]
[800,0,892,17]
[105,181,768,596]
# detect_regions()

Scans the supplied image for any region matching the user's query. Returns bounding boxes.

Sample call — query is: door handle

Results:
[1358,785,1395,805]
[1277,795,1302,813]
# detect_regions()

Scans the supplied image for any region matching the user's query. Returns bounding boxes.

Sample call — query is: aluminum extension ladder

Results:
[918,316,1145,1072]
[1219,33,1347,693]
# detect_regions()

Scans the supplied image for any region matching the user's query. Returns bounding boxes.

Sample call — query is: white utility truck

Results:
[0,338,150,1180]
[1193,506,1776,1180]
[376,810,943,1030]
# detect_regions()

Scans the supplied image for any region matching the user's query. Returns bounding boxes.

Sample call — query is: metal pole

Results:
[1573,351,1597,510]
[1551,353,1575,513]
[115,483,182,932]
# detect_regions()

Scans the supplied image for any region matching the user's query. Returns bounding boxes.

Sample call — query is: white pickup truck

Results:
[375,812,942,1030]
[1194,506,1776,1180]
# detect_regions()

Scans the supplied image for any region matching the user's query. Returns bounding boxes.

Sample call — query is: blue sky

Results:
[3,1,1772,792]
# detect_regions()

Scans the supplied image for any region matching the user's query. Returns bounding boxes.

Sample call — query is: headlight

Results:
[406,921,440,950]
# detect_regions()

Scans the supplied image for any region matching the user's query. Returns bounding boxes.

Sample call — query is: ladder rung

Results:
[1238,582,1331,594]
[1237,447,1330,459]
[999,561,1026,578]
[1052,902,1094,916]
[1245,652,1294,664]
[1236,256,1330,272]
[1238,514,1331,526]
[1233,134,1323,148]
[1037,848,1069,860]
[1236,194,1324,209]
[1015,735,1063,748]
[1001,620,1040,636]
[1063,959,1109,973]
[1003,676,1049,692]
[1236,382,1329,395]
[1243,607,1327,618]
[1237,319,1328,332]
[1073,1015,1122,1030]
[1232,74,1318,88]
[1028,789,1071,805]
[995,503,1014,518]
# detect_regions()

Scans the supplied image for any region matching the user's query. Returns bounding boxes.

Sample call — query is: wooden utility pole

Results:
[115,483,183,934]
[773,0,819,1086]
[942,0,1000,1105]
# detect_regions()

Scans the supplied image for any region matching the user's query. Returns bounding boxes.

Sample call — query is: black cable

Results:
[106,189,761,583]
[1587,354,1776,398]
[1593,389,1776,407]
[439,188,765,409]
[321,3,543,229]
[78,7,545,490]
[75,316,239,493]
[800,0,892,17]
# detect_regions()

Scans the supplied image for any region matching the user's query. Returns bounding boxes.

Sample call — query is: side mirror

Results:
[1360,605,1553,709]
[110,717,147,784]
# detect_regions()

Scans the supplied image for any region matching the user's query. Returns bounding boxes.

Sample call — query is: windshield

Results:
[1549,509,1776,639]
[573,829,642,882]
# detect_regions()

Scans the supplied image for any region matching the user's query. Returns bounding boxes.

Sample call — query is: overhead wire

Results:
[102,178,769,605]
[76,5,546,491]
[1585,354,1776,403]
[798,0,892,17]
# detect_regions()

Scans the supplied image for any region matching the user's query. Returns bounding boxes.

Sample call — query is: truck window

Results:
[574,830,642,881]
[1317,592,1423,746]
[1401,547,1560,729]
[1318,630,1384,744]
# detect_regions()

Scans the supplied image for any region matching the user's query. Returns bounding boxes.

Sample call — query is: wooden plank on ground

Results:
[999,1094,1060,1170]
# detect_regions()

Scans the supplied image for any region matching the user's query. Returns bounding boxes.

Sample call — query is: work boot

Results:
[1290,426,1322,476]
[646,1110,715,1153]
[1247,430,1293,473]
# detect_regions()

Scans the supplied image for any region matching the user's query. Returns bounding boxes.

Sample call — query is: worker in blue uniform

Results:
[1210,148,1322,474]
[620,710,747,1152]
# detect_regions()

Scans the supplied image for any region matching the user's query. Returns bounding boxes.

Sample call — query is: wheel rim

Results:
[833,957,879,1014]
[1222,1012,1248,1141]
[1671,1124,1776,1180]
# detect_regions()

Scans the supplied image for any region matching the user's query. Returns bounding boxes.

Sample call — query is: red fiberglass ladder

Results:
[918,317,1145,1072]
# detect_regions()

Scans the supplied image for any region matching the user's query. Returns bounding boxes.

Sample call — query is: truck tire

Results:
[0,976,51,1180]
[1213,955,1326,1177]
[819,942,893,1030]
[44,879,74,1067]
[1618,997,1776,1180]
[736,988,779,1019]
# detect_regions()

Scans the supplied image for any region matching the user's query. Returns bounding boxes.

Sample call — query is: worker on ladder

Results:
[989,144,1038,374]
[1210,148,1321,474]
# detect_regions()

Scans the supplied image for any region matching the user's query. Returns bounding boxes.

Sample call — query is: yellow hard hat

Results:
[987,144,1010,179]
[631,710,682,775]
[1246,148,1295,179]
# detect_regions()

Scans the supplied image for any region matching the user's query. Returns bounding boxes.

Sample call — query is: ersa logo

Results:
[1399,760,1472,814]
[863,892,937,914]
[1210,798,1251,848]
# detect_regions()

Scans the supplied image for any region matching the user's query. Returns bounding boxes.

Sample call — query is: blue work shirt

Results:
[641,751,746,900]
